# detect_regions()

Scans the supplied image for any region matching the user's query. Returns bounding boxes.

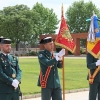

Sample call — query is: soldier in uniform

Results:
[86,52,100,100]
[37,36,65,100]
[0,38,22,100]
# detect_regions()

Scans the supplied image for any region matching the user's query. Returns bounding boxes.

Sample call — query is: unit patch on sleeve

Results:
[39,54,43,58]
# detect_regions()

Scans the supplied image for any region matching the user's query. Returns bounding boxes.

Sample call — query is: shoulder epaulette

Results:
[39,50,44,53]
[11,55,18,60]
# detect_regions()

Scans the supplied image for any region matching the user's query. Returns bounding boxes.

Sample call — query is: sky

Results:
[0,0,99,33]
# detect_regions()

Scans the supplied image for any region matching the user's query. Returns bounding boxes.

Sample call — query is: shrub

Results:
[27,51,38,56]
[80,47,86,54]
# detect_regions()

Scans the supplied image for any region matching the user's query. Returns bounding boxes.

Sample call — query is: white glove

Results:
[58,49,65,57]
[59,56,63,60]
[12,79,19,88]
[96,60,100,66]
[14,79,19,84]
[55,54,60,61]
[55,54,62,61]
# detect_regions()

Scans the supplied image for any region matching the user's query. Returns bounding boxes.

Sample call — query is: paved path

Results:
[23,91,89,100]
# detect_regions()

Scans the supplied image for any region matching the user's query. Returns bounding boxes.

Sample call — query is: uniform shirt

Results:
[86,53,100,82]
[37,49,63,88]
[0,53,22,93]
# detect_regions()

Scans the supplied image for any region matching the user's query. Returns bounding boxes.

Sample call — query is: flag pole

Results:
[55,4,76,99]
[62,55,65,100]
[61,4,65,100]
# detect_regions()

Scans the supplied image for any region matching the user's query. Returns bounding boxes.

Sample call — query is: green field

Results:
[19,57,89,95]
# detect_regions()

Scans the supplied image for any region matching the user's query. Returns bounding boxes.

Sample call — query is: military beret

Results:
[1,38,12,44]
[40,37,53,44]
[0,36,5,43]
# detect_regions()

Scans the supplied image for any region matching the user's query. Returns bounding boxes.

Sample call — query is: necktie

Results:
[6,55,8,59]
[52,53,54,58]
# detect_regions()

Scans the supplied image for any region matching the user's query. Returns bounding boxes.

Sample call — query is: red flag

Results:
[55,5,76,53]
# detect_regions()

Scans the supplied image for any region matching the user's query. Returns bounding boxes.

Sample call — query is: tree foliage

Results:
[31,2,59,38]
[0,3,59,48]
[66,0,100,33]
[0,5,33,44]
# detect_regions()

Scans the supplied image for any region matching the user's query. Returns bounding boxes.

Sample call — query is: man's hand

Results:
[55,54,63,61]
[12,79,19,88]
[58,49,65,57]
[96,60,100,66]
[55,54,60,61]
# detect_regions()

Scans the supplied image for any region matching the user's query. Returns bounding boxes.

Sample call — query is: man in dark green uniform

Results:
[37,36,65,100]
[0,38,22,100]
[86,52,100,100]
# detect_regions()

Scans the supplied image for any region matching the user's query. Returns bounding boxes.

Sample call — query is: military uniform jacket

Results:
[37,49,63,88]
[0,53,22,93]
[86,53,100,82]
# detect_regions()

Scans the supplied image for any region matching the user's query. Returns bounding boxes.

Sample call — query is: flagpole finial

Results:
[61,4,64,18]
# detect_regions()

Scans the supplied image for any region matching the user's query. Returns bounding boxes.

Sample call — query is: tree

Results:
[0,3,59,52]
[31,2,59,41]
[0,4,34,51]
[66,0,100,33]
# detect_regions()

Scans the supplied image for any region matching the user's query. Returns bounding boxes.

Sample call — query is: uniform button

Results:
[54,74,55,75]
[5,67,6,69]
[54,69,55,71]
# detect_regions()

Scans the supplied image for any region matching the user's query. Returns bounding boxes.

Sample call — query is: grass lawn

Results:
[19,57,89,95]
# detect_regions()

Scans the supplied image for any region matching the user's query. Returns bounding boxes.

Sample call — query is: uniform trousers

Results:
[0,92,19,100]
[89,81,100,100]
[41,87,62,100]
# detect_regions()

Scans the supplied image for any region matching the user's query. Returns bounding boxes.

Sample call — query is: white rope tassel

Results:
[91,33,95,42]
[87,33,91,41]
[87,16,95,42]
